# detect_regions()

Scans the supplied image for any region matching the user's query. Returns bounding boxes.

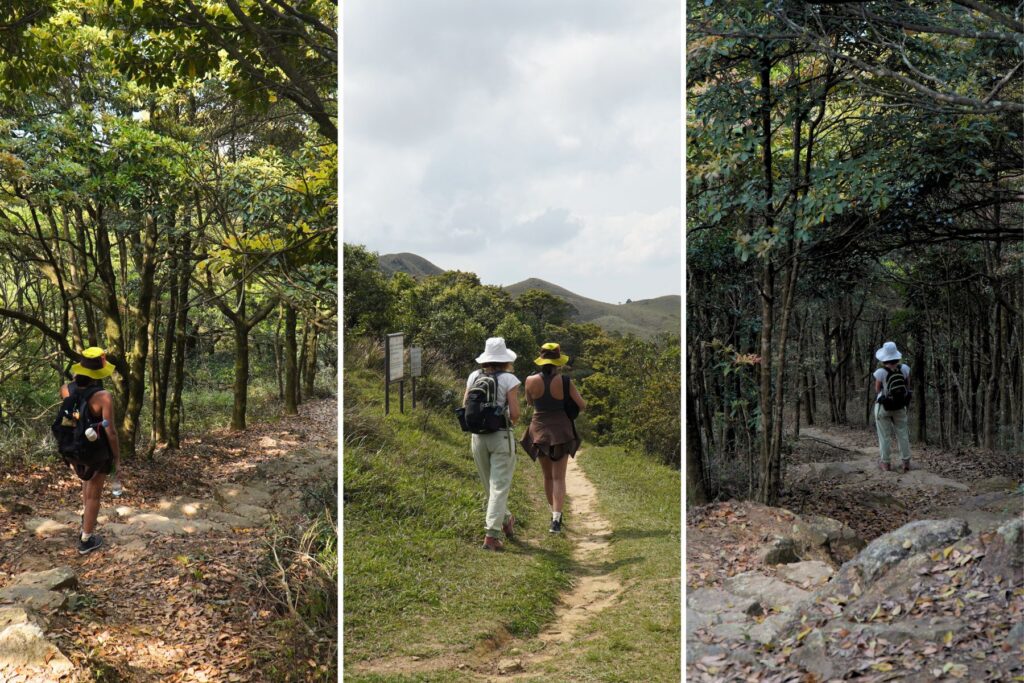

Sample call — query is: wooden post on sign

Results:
[410,346,422,410]
[384,336,390,415]
[399,380,405,413]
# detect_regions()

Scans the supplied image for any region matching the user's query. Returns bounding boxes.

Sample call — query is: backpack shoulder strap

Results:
[562,374,570,397]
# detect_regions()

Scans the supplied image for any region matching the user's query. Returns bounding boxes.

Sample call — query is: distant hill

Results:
[378,252,444,278]
[377,253,679,338]
[504,278,680,338]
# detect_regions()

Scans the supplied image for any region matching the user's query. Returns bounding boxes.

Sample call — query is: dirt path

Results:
[0,399,336,682]
[488,452,623,680]
[787,425,1020,541]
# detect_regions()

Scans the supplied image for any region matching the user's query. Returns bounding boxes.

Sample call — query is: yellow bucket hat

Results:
[70,347,116,380]
[534,342,569,367]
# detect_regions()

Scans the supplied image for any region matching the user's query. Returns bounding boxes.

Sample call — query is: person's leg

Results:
[471,435,492,501]
[538,454,554,507]
[893,408,911,465]
[874,404,893,465]
[82,472,107,536]
[485,432,514,538]
[550,455,569,515]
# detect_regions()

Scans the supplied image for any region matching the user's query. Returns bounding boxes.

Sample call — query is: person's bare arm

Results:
[100,393,120,474]
[568,379,587,413]
[524,376,535,406]
[507,386,520,425]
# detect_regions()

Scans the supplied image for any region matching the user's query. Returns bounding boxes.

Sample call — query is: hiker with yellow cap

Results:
[57,347,121,554]
[521,343,586,533]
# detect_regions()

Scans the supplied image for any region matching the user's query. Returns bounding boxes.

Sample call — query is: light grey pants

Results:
[874,403,911,465]
[471,430,516,538]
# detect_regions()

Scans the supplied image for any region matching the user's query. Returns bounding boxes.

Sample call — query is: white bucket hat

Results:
[875,341,902,363]
[475,337,517,364]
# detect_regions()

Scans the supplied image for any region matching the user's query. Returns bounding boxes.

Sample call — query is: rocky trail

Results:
[0,399,336,682]
[687,425,1023,682]
[352,451,625,681]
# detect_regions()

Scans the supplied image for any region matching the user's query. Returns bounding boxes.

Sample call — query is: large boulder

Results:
[777,561,834,588]
[722,572,811,612]
[760,537,801,565]
[844,518,970,583]
[980,517,1023,576]
[791,514,865,563]
[0,587,66,612]
[9,567,77,592]
[0,621,74,678]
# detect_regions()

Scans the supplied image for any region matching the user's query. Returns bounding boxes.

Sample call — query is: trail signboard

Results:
[384,333,405,414]
[410,347,422,378]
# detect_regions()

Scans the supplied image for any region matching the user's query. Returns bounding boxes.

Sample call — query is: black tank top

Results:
[533,373,565,413]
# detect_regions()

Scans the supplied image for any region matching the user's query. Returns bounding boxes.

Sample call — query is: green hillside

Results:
[504,278,681,338]
[373,252,679,338]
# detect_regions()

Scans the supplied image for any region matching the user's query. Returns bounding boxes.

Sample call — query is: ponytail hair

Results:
[541,365,555,375]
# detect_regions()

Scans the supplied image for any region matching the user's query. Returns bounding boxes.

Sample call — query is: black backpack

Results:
[879,367,910,411]
[456,371,508,434]
[51,385,106,465]
[562,375,580,420]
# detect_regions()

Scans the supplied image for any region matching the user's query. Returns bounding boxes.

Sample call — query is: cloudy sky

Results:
[344,1,680,303]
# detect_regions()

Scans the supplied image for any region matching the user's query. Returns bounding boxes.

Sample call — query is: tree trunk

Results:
[232,317,249,431]
[168,237,192,449]
[303,321,318,397]
[686,385,708,506]
[284,304,299,416]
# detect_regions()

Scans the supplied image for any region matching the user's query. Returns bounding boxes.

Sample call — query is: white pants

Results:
[471,430,516,537]
[874,404,911,464]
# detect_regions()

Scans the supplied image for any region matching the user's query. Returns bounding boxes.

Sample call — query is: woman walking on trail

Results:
[521,342,586,534]
[60,347,121,555]
[873,341,913,473]
[464,338,521,551]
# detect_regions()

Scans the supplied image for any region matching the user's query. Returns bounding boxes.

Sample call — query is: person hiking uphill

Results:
[463,338,521,551]
[873,341,913,473]
[520,343,586,534]
[59,347,121,554]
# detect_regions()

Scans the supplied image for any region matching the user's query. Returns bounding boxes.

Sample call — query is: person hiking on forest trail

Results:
[59,347,121,554]
[873,341,913,473]
[463,338,521,551]
[520,343,585,534]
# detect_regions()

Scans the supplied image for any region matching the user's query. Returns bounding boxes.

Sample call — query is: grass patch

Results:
[343,363,573,670]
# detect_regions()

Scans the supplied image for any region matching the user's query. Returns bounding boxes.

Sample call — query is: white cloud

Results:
[344,0,680,302]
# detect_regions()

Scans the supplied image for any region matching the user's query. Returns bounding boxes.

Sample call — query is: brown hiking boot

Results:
[879,461,891,471]
[502,514,516,539]
[482,536,504,551]
[902,461,911,473]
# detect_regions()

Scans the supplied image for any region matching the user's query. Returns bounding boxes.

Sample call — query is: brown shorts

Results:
[67,457,114,482]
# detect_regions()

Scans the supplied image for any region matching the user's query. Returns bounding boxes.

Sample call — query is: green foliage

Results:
[342,245,683,468]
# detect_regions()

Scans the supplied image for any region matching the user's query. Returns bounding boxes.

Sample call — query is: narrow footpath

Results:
[0,399,336,683]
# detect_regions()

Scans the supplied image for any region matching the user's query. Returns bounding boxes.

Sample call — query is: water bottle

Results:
[112,478,123,498]
[85,419,110,442]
